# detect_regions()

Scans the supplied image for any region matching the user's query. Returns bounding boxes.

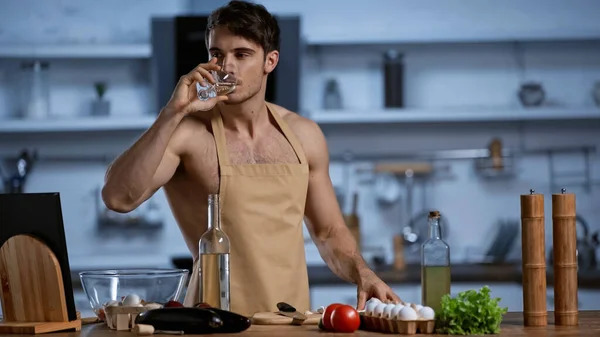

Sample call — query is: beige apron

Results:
[183,103,311,317]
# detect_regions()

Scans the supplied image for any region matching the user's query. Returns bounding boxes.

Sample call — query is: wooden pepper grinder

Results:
[520,189,547,327]
[552,188,578,326]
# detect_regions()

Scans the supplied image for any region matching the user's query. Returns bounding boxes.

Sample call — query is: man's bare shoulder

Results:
[169,112,214,155]
[269,103,328,167]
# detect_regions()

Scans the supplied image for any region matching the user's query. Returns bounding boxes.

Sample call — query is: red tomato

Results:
[322,303,343,331]
[164,300,184,308]
[331,305,360,333]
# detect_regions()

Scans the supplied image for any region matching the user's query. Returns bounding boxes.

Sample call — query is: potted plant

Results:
[91,81,110,116]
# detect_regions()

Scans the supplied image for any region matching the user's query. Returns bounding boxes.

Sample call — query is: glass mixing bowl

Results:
[79,269,189,319]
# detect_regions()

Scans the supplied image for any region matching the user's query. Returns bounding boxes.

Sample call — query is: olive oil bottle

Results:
[421,211,450,314]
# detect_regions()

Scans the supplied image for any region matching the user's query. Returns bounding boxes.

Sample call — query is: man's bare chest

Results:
[181,129,300,194]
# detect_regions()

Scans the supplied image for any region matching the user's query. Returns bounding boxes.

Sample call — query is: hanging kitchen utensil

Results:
[375,162,434,252]
[341,151,354,214]
[374,172,401,205]
[474,138,516,179]
[1,149,37,194]
[343,192,361,249]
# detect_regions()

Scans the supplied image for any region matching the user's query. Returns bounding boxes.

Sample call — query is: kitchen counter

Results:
[6,311,600,336]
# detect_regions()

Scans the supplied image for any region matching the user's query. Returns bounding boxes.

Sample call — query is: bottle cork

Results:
[520,189,547,327]
[552,188,578,326]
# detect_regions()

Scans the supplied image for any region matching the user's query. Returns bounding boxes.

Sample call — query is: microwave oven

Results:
[150,15,301,115]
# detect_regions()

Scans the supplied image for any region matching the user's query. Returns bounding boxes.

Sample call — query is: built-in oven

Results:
[150,15,301,115]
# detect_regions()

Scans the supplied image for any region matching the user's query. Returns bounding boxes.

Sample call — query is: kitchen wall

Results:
[0,0,599,271]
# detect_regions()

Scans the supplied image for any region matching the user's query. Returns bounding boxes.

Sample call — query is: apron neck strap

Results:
[210,103,308,167]
[266,103,307,165]
[211,106,230,167]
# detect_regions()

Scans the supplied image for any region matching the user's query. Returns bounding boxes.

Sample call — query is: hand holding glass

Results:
[196,69,238,101]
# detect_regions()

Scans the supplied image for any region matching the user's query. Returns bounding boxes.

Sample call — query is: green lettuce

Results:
[435,286,508,335]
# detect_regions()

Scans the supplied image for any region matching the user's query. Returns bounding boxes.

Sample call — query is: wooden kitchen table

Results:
[2,311,599,336]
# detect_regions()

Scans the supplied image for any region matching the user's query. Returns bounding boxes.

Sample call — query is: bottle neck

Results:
[208,194,221,230]
[428,218,441,239]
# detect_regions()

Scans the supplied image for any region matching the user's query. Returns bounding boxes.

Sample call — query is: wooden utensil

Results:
[489,138,504,170]
[251,312,321,325]
[343,192,361,249]
[374,162,433,175]
[393,234,406,271]
[0,193,81,334]
[276,302,307,325]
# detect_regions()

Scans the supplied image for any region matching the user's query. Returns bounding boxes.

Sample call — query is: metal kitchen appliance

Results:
[0,193,81,334]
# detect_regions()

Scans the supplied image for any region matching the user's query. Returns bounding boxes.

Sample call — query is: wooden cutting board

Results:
[251,312,321,325]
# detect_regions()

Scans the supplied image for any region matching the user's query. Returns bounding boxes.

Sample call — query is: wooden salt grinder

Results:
[520,189,547,327]
[552,188,578,326]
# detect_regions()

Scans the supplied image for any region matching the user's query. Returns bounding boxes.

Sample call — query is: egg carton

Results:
[104,304,162,331]
[359,313,435,335]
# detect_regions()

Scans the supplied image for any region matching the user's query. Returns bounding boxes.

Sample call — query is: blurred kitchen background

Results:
[1,0,600,317]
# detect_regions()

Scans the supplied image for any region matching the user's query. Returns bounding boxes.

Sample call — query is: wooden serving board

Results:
[251,312,321,325]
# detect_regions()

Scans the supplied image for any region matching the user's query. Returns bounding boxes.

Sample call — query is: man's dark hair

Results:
[205,1,280,56]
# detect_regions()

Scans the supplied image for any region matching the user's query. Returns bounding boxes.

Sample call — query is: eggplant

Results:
[135,307,252,334]
[135,307,223,334]
[200,308,252,333]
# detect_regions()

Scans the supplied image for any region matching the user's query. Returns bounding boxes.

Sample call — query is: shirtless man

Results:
[102,0,400,316]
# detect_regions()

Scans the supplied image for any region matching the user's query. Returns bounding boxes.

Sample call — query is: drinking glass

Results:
[196,69,238,101]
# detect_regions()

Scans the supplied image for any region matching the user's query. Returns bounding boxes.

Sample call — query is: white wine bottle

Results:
[199,194,230,310]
